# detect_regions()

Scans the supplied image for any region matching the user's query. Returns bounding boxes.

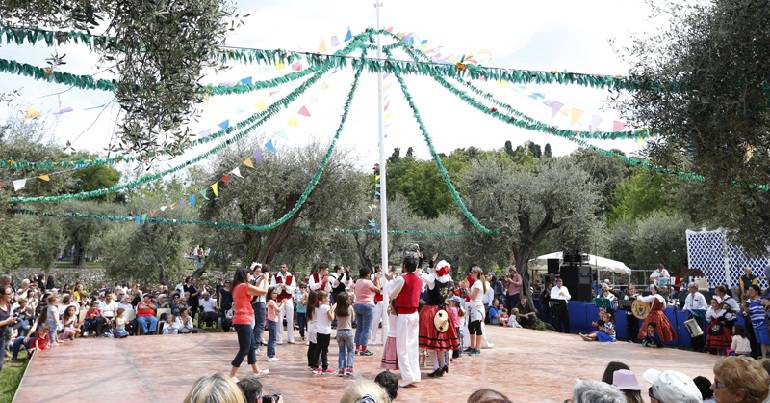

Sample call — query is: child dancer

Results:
[266,288,284,361]
[306,291,319,370]
[313,291,335,374]
[114,307,129,338]
[335,291,355,376]
[380,299,399,370]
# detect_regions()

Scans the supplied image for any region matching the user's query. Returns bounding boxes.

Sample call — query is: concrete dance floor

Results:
[14,326,719,402]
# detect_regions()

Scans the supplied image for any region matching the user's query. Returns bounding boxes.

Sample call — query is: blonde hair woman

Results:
[184,373,245,403]
[340,380,391,403]
[712,356,769,403]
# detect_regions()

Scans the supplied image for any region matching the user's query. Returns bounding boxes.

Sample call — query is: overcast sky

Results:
[0,0,659,174]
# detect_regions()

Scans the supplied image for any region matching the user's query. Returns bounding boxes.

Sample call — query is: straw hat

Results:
[612,369,643,391]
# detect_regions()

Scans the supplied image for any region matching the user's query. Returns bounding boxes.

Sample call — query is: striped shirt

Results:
[748,299,767,328]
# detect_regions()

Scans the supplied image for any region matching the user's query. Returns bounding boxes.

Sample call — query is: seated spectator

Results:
[571,380,626,403]
[640,323,663,348]
[13,297,34,338]
[114,307,129,338]
[176,307,196,334]
[340,380,390,403]
[156,294,171,321]
[82,299,105,337]
[580,311,616,342]
[731,325,751,357]
[507,309,523,328]
[60,305,80,340]
[513,295,539,328]
[498,308,509,326]
[117,297,137,334]
[11,324,49,361]
[488,300,501,326]
[712,356,769,403]
[374,370,398,401]
[184,372,245,403]
[100,293,118,324]
[692,376,715,403]
[171,293,184,316]
[642,369,703,403]
[467,388,513,403]
[199,293,218,328]
[611,369,643,403]
[136,295,158,335]
[162,313,179,334]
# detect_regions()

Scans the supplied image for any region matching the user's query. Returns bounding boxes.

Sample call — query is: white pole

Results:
[374,1,389,276]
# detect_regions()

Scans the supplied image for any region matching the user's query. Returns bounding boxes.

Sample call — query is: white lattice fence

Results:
[686,228,769,289]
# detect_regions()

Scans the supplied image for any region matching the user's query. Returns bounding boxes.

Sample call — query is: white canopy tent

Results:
[528,252,631,286]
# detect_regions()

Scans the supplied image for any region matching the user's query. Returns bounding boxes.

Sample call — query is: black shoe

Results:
[442,365,448,374]
[427,368,443,378]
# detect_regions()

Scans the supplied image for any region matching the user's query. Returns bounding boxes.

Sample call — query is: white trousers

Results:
[369,298,389,345]
[276,299,294,343]
[396,312,421,384]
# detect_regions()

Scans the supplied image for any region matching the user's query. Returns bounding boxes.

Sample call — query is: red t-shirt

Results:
[137,303,155,318]
[232,283,254,325]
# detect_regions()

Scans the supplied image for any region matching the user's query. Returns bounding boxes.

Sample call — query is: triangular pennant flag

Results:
[543,100,564,117]
[255,101,267,112]
[22,107,40,120]
[344,27,352,42]
[53,107,73,115]
[318,40,327,52]
[591,115,604,130]
[36,174,50,182]
[613,120,627,131]
[287,118,299,128]
[231,167,243,178]
[189,194,196,207]
[291,62,302,71]
[242,158,254,169]
[384,113,393,121]
[199,129,211,136]
[275,62,285,70]
[559,107,571,117]
[160,205,167,212]
[330,35,340,47]
[253,147,263,162]
[169,203,176,211]
[179,197,186,208]
[200,189,210,200]
[384,101,390,111]
[12,179,26,191]
[240,76,253,86]
[570,108,584,126]
[134,215,143,224]
[211,182,219,197]
[320,81,330,90]
[528,92,545,100]
[269,90,279,97]
[265,140,276,154]
[220,175,231,185]
[297,106,311,117]
[149,210,157,217]
[218,120,230,130]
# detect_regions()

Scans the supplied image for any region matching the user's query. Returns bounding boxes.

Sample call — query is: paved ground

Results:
[14,326,719,402]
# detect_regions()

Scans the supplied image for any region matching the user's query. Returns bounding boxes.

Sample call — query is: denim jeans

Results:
[353,303,374,347]
[336,329,354,369]
[296,312,306,338]
[252,302,266,345]
[232,323,256,367]
[267,320,278,358]
[137,316,158,334]
[11,336,28,360]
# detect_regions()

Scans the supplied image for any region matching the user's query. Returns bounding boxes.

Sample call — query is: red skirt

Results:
[419,305,460,351]
[638,310,676,342]
[705,321,732,350]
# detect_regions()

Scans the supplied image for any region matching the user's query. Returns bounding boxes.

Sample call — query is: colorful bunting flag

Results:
[297,106,311,117]
[613,120,627,131]
[160,205,167,212]
[149,210,157,217]
[265,140,276,154]
[330,36,340,47]
[543,100,564,117]
[345,28,352,42]
[318,40,327,52]
[287,118,299,128]
[200,189,210,200]
[36,174,50,182]
[53,107,73,115]
[179,197,186,208]
[169,203,176,211]
[134,216,143,224]
[231,167,243,178]
[199,129,211,136]
[211,183,219,197]
[591,115,604,130]
[242,158,254,169]
[12,179,26,191]
[22,107,40,120]
[274,129,288,140]
[218,120,230,130]
[253,147,263,162]
[240,76,253,85]
[275,62,285,70]
[528,92,545,100]
[220,175,231,185]
[570,108,584,126]
[291,62,302,72]
[189,194,197,207]
[255,100,266,111]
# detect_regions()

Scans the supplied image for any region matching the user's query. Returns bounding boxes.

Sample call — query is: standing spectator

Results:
[540,277,552,325]
[353,267,379,357]
[183,277,199,322]
[334,291,355,376]
[312,291,334,374]
[295,284,308,341]
[199,293,218,328]
[550,277,571,333]
[744,285,770,359]
[711,356,769,403]
[369,264,390,346]
[250,263,268,349]
[490,275,505,310]
[136,295,158,335]
[45,295,61,345]
[466,266,488,356]
[265,288,283,361]
[218,280,234,332]
[0,286,16,369]
[503,266,523,313]
[740,267,759,296]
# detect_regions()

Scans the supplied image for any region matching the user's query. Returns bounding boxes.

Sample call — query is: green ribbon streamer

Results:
[7,208,470,237]
[1,25,675,92]
[384,48,494,235]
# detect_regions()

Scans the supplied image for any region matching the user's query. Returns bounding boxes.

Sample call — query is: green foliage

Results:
[606,212,691,272]
[621,0,770,252]
[102,222,190,283]
[572,149,631,215]
[608,171,672,223]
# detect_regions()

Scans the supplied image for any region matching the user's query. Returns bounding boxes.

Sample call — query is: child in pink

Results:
[380,300,399,370]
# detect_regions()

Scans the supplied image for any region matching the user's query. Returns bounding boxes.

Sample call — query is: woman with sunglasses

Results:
[712,356,769,403]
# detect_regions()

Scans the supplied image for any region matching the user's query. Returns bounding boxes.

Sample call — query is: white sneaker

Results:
[231,376,239,383]
[268,357,279,362]
[256,369,269,377]
[82,331,89,337]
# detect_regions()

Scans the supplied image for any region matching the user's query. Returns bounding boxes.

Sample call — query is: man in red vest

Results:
[385,255,422,388]
[271,263,296,344]
[308,263,331,293]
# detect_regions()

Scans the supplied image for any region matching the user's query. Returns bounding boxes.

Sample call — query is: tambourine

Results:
[631,300,651,320]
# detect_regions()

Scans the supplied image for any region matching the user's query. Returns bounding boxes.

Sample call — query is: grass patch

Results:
[0,351,28,403]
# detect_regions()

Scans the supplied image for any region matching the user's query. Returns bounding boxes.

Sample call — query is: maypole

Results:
[374,0,389,275]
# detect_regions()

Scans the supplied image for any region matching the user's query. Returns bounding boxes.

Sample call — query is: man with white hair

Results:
[683,282,708,352]
[571,379,627,403]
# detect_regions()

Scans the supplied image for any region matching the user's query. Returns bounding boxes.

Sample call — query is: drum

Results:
[631,300,651,320]
[656,277,670,287]
[684,318,704,338]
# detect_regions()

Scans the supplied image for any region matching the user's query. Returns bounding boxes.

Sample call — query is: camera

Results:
[262,394,281,403]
